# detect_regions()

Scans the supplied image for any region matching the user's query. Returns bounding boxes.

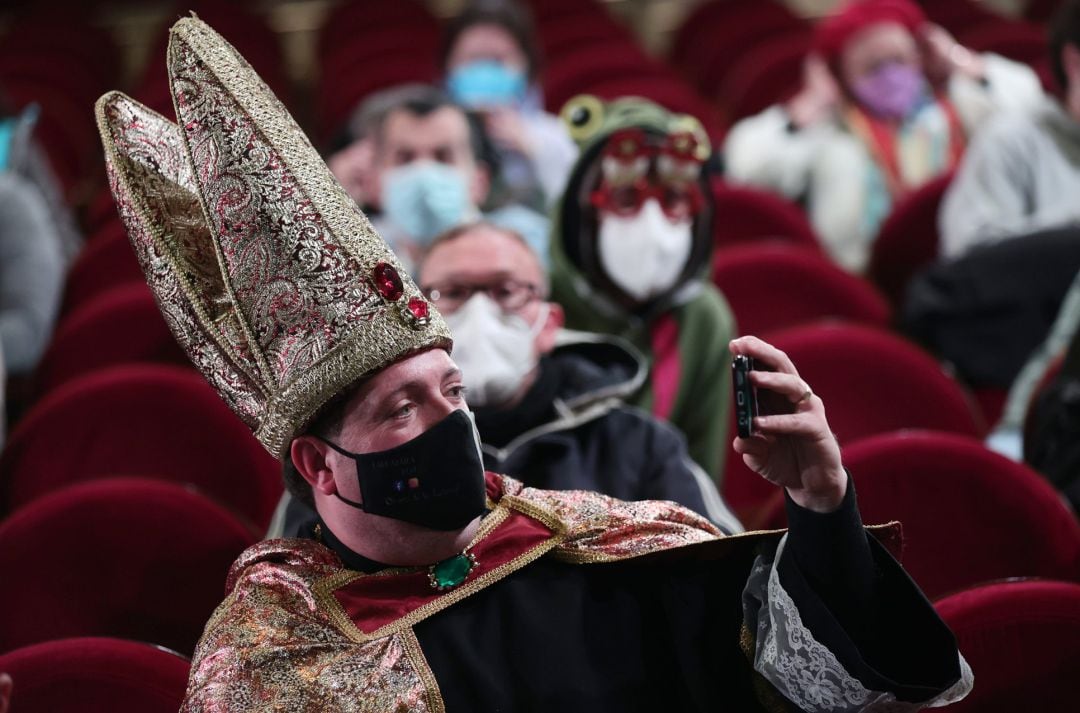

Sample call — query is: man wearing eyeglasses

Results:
[271,221,742,536]
[421,221,741,531]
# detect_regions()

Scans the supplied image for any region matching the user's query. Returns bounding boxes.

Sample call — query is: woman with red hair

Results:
[724,0,1043,273]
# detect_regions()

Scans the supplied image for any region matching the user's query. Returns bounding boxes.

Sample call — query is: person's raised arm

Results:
[731,335,970,712]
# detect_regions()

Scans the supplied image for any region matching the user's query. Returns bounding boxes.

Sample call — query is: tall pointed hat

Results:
[95,17,452,458]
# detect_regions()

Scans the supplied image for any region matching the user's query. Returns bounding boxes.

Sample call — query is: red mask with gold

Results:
[589,128,706,222]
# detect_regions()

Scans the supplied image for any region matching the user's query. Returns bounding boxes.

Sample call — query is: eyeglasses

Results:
[422,279,542,313]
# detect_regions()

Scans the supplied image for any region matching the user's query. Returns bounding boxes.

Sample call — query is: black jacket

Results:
[475,332,740,533]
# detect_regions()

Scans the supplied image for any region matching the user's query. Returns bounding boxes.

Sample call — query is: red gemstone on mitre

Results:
[407,297,430,320]
[373,262,404,301]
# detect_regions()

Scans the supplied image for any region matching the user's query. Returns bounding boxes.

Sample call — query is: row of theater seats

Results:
[0,0,1061,212]
[1,1,1078,705]
[0,12,119,202]
[258,0,1080,141]
[3,578,1080,711]
[5,307,1078,658]
[62,173,942,363]
[0,1,292,206]
[314,0,722,143]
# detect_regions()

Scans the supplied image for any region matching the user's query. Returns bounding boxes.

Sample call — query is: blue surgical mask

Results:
[0,119,17,172]
[447,60,527,109]
[381,161,477,245]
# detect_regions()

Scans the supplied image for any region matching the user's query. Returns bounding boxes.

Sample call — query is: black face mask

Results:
[318,409,487,531]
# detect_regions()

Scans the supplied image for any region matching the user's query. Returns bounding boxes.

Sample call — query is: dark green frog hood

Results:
[548,95,716,335]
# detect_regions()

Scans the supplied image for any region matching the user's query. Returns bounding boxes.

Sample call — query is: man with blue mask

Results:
[103,18,971,712]
[272,221,743,536]
[363,84,549,274]
[440,2,578,210]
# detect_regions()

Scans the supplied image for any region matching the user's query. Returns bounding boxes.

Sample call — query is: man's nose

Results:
[429,392,460,422]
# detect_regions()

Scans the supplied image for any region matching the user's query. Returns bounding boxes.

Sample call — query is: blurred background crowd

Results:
[2,0,1080,710]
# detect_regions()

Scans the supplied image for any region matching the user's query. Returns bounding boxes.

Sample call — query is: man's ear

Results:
[469,162,491,208]
[534,301,565,355]
[290,436,339,496]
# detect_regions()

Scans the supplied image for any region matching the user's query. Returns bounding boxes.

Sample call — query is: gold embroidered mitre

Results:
[95,17,452,458]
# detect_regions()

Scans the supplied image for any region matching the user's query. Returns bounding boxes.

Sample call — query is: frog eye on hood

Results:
[560,95,606,145]
[668,114,712,163]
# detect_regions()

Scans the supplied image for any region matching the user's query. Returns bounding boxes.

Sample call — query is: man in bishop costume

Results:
[96,17,971,713]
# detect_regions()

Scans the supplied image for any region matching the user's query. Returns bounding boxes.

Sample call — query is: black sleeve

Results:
[777,476,963,702]
[638,415,719,526]
[783,475,877,643]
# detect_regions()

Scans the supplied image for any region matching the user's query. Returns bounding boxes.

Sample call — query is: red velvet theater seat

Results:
[935,580,1080,712]
[318,0,438,65]
[672,0,804,89]
[543,42,669,113]
[35,283,189,394]
[0,479,256,655]
[763,323,983,441]
[710,181,822,253]
[0,637,189,713]
[61,230,145,314]
[538,20,630,57]
[717,31,811,121]
[711,243,890,336]
[761,432,1080,599]
[867,170,954,307]
[0,364,282,531]
[721,323,983,526]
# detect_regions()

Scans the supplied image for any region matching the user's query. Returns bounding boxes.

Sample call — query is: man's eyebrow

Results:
[373,367,462,402]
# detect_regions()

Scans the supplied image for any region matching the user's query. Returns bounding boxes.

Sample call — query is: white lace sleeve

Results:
[742,534,973,712]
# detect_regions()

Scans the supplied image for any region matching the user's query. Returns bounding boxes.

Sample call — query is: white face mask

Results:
[597,199,694,302]
[445,294,549,408]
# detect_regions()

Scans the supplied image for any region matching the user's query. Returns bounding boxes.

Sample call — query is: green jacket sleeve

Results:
[669,286,738,486]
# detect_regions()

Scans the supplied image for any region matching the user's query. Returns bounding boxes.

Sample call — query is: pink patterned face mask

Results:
[851,62,927,121]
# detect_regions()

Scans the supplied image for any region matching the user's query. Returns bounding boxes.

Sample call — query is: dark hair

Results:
[440,1,542,80]
[366,84,492,167]
[280,387,358,510]
[1050,0,1080,92]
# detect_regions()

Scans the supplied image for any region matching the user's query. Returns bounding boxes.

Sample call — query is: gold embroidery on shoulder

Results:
[311,502,562,643]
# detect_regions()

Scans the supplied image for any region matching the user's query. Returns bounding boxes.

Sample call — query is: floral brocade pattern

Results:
[94,17,452,458]
[99,95,265,426]
[181,475,730,710]
[169,28,385,383]
[183,540,441,713]
[501,477,725,562]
